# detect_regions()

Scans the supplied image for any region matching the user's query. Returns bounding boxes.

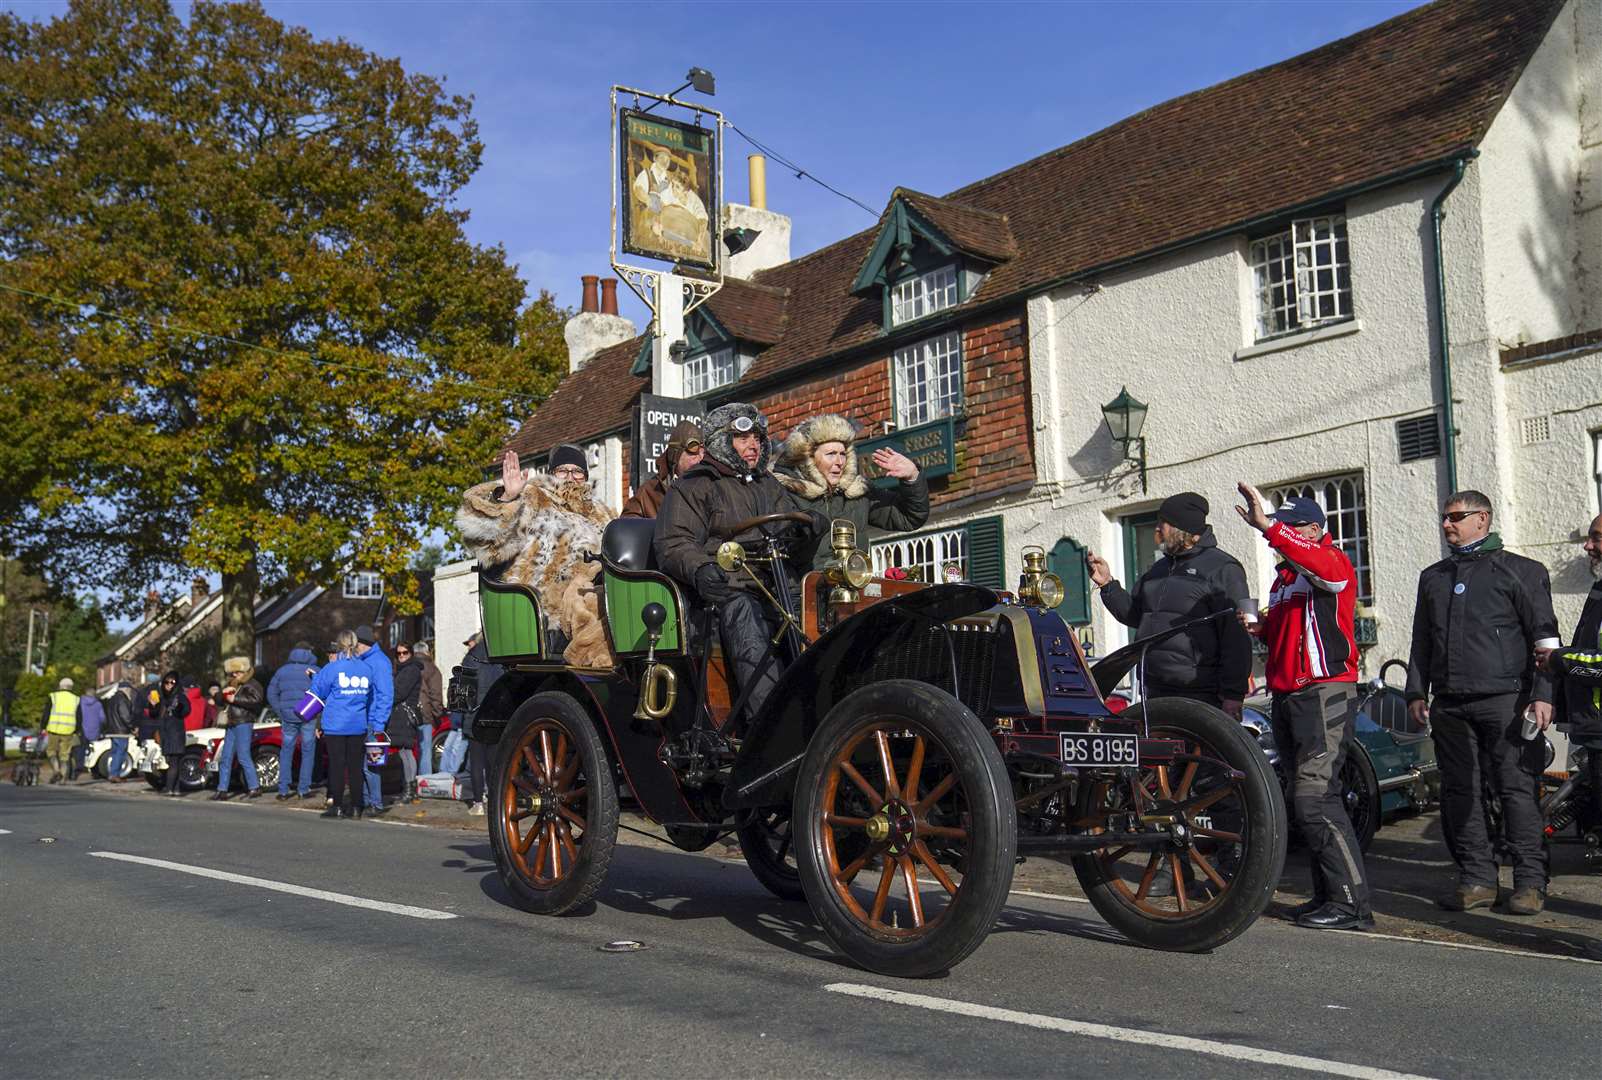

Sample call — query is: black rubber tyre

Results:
[795,680,1016,978]
[1341,744,1380,852]
[737,808,806,902]
[144,769,165,791]
[177,751,207,791]
[487,692,618,916]
[1072,697,1286,953]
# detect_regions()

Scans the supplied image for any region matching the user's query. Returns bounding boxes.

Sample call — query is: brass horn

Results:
[632,601,678,721]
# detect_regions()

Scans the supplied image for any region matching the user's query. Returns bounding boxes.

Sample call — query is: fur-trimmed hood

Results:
[775,413,867,500]
[703,402,770,479]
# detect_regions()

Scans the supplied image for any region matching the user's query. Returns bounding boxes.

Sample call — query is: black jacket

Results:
[655,457,819,599]
[1405,535,1558,702]
[1099,527,1252,698]
[103,690,135,736]
[1553,579,1602,746]
[156,687,189,756]
[457,641,505,740]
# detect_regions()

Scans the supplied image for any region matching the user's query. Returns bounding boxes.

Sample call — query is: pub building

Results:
[435,0,1601,687]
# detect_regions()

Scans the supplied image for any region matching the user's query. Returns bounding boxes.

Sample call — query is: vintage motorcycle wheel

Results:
[488,692,618,916]
[737,808,806,902]
[1072,697,1285,952]
[795,680,1016,978]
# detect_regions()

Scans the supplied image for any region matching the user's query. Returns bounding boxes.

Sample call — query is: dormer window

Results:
[890,264,959,326]
[685,346,737,396]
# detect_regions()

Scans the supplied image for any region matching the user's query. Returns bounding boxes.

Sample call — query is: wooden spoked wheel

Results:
[818,723,970,937]
[502,721,588,888]
[488,692,618,916]
[796,680,1014,977]
[1071,697,1285,952]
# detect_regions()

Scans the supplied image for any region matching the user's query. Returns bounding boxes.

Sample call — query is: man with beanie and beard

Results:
[655,402,822,722]
[1087,492,1252,718]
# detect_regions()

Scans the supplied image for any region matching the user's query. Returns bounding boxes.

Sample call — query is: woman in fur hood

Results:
[456,444,615,668]
[774,413,930,571]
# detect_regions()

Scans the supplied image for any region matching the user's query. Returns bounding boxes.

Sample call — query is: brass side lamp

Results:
[1017,545,1065,610]
[822,519,872,604]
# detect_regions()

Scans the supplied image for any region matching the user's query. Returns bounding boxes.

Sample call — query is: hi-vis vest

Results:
[46,690,79,735]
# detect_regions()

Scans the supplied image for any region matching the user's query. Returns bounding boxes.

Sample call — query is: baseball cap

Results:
[1270,496,1326,528]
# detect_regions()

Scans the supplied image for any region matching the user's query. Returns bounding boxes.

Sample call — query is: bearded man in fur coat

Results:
[456,444,615,668]
[774,413,929,572]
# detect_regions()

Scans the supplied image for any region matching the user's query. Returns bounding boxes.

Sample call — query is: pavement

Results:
[1,773,1600,1078]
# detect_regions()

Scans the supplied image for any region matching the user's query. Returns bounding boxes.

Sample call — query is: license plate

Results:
[1059,732,1140,767]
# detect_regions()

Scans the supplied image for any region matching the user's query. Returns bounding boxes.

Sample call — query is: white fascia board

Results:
[114,596,193,658]
[155,593,224,653]
[264,586,327,632]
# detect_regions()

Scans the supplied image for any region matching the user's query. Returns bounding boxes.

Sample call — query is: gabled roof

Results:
[254,583,326,633]
[504,0,1564,454]
[852,189,1018,293]
[111,595,193,660]
[701,278,789,346]
[155,592,224,655]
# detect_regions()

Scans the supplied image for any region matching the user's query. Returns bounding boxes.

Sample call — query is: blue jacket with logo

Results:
[309,656,382,736]
[266,648,320,721]
[358,645,395,736]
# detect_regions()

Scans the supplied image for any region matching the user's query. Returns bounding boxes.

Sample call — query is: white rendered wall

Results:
[1010,178,1466,674]
[431,559,480,681]
[1477,0,1591,346]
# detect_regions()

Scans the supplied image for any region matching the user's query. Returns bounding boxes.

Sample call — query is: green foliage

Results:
[0,558,114,720]
[0,0,567,647]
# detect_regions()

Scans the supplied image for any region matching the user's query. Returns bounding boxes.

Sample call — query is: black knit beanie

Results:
[1158,492,1209,535]
[548,444,588,477]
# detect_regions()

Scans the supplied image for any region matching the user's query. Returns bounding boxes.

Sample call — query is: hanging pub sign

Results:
[633,393,706,488]
[619,109,719,271]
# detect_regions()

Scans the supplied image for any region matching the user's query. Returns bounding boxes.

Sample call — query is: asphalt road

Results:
[1,783,1597,1079]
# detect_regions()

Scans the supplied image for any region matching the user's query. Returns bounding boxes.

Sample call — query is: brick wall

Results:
[750,306,1034,510]
[259,591,383,673]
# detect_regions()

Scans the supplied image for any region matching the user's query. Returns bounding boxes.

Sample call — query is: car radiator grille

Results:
[861,623,997,717]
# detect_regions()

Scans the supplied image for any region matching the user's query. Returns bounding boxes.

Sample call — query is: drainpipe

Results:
[1429,152,1476,495]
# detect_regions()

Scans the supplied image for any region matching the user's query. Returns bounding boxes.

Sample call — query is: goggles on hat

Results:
[730,415,756,433]
[681,440,704,453]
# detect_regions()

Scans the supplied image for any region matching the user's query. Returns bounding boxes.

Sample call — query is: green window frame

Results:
[1048,537,1093,627]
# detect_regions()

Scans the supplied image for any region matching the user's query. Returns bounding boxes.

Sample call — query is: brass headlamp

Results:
[1017,545,1065,610]
[823,518,871,604]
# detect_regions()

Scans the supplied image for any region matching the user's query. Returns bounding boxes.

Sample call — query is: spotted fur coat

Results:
[455,477,615,669]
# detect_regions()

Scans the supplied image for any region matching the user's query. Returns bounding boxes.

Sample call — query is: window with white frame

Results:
[420,615,435,643]
[1269,473,1371,602]
[684,347,737,397]
[1249,214,1352,341]
[890,264,958,326]
[872,526,967,583]
[894,331,962,429]
[343,572,383,599]
[388,620,405,648]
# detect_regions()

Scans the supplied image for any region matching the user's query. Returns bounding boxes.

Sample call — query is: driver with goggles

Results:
[655,402,822,722]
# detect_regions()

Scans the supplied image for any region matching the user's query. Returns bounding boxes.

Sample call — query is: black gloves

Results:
[694,563,736,605]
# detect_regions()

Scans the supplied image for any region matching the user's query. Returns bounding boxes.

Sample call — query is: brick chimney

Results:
[722,154,792,281]
[191,576,209,608]
[564,275,636,373]
[144,589,161,623]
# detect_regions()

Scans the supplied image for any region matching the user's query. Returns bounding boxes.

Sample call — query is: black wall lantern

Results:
[1101,386,1148,492]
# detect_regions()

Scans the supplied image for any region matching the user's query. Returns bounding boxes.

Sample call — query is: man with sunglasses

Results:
[623,420,704,519]
[1405,489,1559,915]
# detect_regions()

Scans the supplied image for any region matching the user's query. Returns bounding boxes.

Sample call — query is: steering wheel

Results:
[717,511,815,539]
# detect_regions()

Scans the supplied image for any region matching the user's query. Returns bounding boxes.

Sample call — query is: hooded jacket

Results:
[1100,526,1252,698]
[103,685,135,737]
[654,403,819,597]
[1405,533,1558,703]
[357,645,396,736]
[1552,578,1602,746]
[266,648,319,721]
[774,413,930,572]
[310,655,382,737]
[155,676,190,756]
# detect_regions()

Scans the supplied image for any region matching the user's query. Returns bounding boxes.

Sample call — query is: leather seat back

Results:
[602,517,658,572]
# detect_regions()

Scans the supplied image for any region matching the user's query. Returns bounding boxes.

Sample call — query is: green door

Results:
[1117,512,1162,648]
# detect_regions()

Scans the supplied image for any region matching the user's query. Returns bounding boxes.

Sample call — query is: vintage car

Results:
[1239,660,1438,850]
[462,513,1287,977]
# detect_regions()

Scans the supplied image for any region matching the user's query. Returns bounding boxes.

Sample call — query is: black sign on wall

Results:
[633,394,706,488]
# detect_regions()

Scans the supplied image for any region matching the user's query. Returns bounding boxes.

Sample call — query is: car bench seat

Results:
[600,518,687,657]
[477,572,546,664]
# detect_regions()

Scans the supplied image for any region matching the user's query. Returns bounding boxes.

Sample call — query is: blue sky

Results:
[12,0,1425,325]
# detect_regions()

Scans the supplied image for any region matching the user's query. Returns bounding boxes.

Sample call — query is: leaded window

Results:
[894,332,962,429]
[1250,215,1352,340]
[890,264,958,326]
[343,572,383,599]
[684,347,736,397]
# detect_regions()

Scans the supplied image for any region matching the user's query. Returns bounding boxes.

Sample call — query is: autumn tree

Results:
[0,0,566,656]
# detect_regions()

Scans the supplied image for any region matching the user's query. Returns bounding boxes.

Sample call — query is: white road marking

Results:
[1008,886,1089,905]
[824,983,1439,1080]
[0,828,12,835]
[89,851,457,920]
[1345,929,1602,966]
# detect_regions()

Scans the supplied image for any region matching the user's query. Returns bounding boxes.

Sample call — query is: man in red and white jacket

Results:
[1236,483,1371,931]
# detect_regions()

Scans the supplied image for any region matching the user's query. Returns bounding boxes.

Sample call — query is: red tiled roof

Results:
[893,188,1019,264]
[507,0,1561,453]
[704,278,789,346]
